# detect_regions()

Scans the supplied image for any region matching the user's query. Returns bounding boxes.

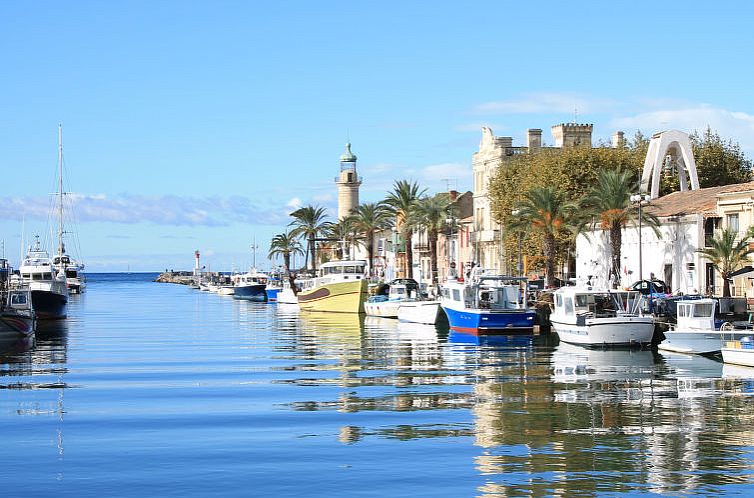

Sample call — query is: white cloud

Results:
[610,104,754,151]
[0,194,294,227]
[286,197,302,209]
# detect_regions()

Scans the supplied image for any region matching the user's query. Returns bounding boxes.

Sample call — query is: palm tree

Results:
[384,180,426,279]
[413,195,451,285]
[350,202,392,277]
[506,186,579,288]
[697,227,754,297]
[288,205,329,272]
[268,231,304,291]
[323,216,363,260]
[582,169,658,288]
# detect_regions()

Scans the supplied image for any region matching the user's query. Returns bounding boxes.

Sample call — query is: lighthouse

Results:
[335,142,362,220]
[194,250,201,277]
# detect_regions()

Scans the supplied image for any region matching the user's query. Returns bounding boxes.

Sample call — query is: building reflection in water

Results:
[469,341,754,496]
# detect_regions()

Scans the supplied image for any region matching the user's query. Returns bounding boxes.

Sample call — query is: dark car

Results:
[630,279,670,296]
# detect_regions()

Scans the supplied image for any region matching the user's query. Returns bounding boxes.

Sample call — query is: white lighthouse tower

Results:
[335,142,362,220]
[194,250,201,277]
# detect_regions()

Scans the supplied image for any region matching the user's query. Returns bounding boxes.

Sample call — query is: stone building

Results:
[471,123,598,273]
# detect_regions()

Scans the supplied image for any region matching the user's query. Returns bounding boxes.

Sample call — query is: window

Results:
[693,303,714,317]
[452,289,461,301]
[555,294,562,307]
[728,213,740,234]
[564,297,574,315]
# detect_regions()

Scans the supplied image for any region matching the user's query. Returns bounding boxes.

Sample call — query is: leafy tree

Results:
[349,202,392,276]
[288,205,329,271]
[412,195,451,285]
[697,227,754,297]
[384,180,426,279]
[692,127,752,187]
[489,139,647,278]
[505,186,580,288]
[268,231,304,291]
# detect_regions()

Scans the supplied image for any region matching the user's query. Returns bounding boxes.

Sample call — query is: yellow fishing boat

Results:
[297,260,368,313]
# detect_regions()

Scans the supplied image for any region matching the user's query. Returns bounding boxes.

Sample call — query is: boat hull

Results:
[722,343,754,367]
[266,288,280,302]
[0,311,35,337]
[298,279,367,314]
[442,305,536,335]
[364,300,401,318]
[397,301,441,325]
[552,317,654,346]
[233,284,267,302]
[31,289,67,320]
[659,330,752,354]
[277,288,298,305]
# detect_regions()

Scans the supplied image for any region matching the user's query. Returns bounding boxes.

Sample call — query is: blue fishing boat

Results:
[231,269,268,302]
[440,269,536,335]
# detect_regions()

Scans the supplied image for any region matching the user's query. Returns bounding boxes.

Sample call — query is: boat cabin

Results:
[676,299,716,330]
[442,276,528,311]
[317,260,366,279]
[554,288,642,319]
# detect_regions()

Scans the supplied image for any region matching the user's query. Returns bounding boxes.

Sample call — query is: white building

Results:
[576,181,754,296]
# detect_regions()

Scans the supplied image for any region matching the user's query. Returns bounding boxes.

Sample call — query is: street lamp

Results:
[629,193,651,282]
[446,216,457,280]
[511,209,523,277]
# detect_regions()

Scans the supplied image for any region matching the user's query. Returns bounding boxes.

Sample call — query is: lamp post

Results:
[446,216,456,280]
[629,194,651,282]
[511,209,523,277]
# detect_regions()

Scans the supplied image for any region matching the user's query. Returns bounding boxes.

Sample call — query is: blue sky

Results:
[2,1,753,271]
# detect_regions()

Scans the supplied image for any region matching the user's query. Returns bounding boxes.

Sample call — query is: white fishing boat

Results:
[276,278,300,305]
[364,279,419,318]
[721,336,754,367]
[550,286,653,347]
[18,236,68,320]
[397,299,442,325]
[659,299,752,354]
[297,260,368,313]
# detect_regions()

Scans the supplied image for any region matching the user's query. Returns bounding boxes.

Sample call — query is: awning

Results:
[730,266,754,278]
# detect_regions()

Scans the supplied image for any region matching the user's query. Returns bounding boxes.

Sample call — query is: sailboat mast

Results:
[57,124,64,257]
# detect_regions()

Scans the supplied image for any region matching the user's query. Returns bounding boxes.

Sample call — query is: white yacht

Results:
[550,286,654,347]
[231,269,268,301]
[365,279,419,319]
[721,336,754,367]
[52,254,86,294]
[18,236,68,320]
[659,298,752,354]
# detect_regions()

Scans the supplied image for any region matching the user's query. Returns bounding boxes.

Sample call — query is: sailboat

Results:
[18,126,71,319]
[50,125,86,293]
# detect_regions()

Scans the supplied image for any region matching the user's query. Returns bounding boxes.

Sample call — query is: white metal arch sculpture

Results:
[640,130,699,199]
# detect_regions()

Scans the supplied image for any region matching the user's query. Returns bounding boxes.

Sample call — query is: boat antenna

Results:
[57,123,65,257]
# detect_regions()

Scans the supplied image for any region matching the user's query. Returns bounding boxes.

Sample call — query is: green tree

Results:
[692,127,753,187]
[323,216,363,260]
[268,231,304,291]
[489,139,647,277]
[384,180,426,279]
[697,227,754,297]
[289,205,329,271]
[349,202,392,276]
[412,195,451,285]
[506,186,580,288]
[582,169,659,288]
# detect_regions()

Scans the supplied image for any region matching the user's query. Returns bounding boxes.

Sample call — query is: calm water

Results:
[2,273,754,496]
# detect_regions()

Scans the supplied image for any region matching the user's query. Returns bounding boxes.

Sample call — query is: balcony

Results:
[413,243,430,252]
[470,230,499,243]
